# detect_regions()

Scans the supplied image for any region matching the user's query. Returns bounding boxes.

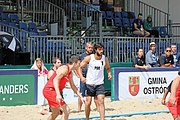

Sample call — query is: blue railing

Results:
[28,36,180,64]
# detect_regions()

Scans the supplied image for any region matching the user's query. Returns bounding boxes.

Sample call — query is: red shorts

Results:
[168,100,180,119]
[43,88,66,108]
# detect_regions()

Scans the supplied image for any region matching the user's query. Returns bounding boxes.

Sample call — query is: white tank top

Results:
[86,54,106,85]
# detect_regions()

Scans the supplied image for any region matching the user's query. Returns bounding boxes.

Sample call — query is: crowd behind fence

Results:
[28,36,180,64]
[126,0,168,27]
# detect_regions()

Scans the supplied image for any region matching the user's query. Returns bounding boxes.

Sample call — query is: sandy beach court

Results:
[0,97,173,120]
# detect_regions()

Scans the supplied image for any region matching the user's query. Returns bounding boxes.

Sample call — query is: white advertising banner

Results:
[118,71,177,100]
[37,73,80,105]
[37,76,48,105]
[63,74,80,103]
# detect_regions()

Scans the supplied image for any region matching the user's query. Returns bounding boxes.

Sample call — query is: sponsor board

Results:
[0,70,38,106]
[37,76,48,105]
[112,68,179,101]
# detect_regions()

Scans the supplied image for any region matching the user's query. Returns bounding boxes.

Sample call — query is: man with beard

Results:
[78,43,112,120]
[78,42,94,112]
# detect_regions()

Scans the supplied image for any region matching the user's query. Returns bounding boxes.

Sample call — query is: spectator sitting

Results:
[133,48,149,69]
[132,13,150,37]
[171,43,180,67]
[146,42,159,67]
[143,15,159,37]
[159,47,174,67]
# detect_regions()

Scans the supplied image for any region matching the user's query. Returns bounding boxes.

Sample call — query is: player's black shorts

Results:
[86,84,105,97]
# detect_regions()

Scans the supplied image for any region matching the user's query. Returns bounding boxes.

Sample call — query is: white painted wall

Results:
[140,0,180,23]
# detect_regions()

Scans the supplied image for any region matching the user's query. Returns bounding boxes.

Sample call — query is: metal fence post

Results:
[113,37,118,62]
[21,0,24,21]
[32,0,35,22]
[48,4,51,28]
[99,12,102,38]
[63,12,67,36]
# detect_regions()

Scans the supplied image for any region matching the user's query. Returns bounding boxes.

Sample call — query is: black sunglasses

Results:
[166,50,171,52]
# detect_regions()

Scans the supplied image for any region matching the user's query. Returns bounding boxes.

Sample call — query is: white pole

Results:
[167,0,170,34]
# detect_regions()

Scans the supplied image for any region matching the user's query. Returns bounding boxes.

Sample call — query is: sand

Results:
[0,97,173,120]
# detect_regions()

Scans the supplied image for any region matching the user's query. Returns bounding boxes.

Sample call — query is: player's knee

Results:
[98,98,104,105]
[85,97,91,103]
[86,100,92,106]
[64,107,70,115]
[51,111,59,117]
[67,108,70,115]
[87,101,91,106]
